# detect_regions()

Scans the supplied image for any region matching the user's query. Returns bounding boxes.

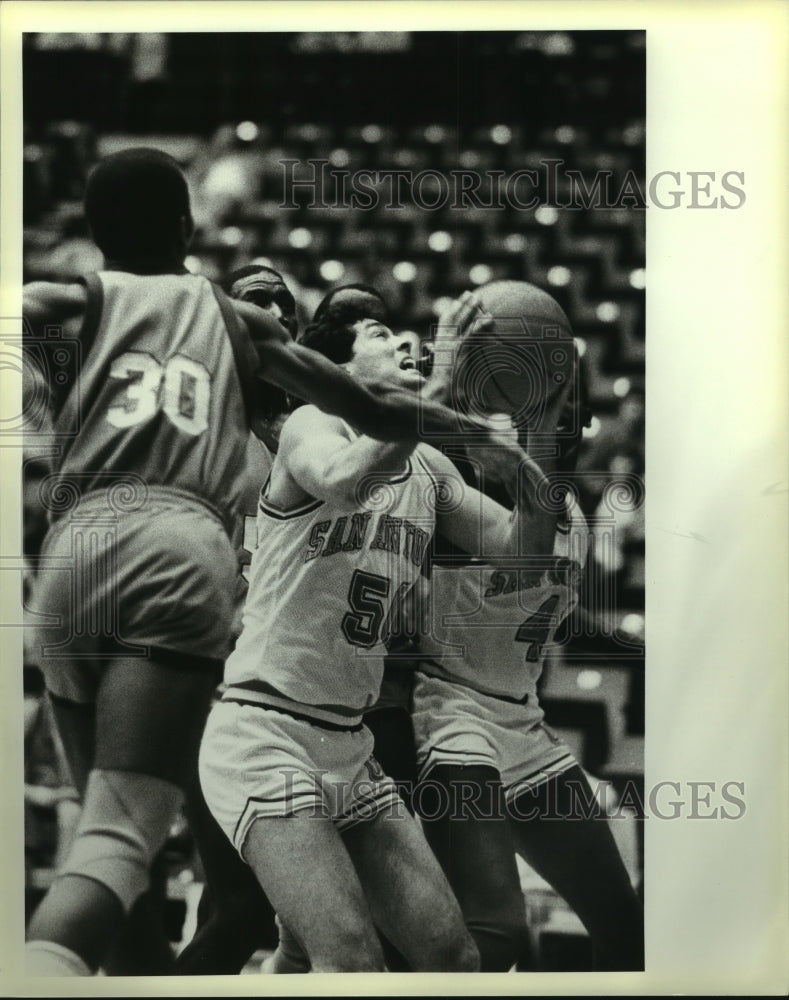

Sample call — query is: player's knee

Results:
[60,769,183,913]
[441,929,481,972]
[312,927,384,972]
[417,924,480,972]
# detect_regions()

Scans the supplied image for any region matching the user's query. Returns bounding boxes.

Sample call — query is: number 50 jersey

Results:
[222,443,439,727]
[418,494,588,702]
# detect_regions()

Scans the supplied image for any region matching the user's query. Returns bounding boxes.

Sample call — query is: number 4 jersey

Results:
[50,270,250,536]
[418,493,589,702]
[222,442,439,727]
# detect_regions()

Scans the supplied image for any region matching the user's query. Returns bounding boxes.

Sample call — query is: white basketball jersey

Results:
[419,494,588,701]
[223,441,438,726]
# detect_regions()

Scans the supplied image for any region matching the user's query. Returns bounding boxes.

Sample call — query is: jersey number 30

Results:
[106,351,211,435]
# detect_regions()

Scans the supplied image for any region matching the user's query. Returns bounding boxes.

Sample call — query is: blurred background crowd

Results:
[22,29,645,968]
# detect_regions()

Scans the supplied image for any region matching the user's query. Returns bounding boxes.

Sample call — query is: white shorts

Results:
[199,698,402,858]
[411,672,576,803]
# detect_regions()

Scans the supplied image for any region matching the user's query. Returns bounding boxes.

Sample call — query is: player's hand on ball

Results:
[429,291,493,402]
[476,414,526,497]
[434,291,492,353]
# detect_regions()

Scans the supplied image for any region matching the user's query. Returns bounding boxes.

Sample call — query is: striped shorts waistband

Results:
[221,693,365,733]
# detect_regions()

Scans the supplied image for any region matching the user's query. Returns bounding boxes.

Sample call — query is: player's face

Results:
[398,330,422,362]
[262,300,289,328]
[250,296,297,336]
[346,319,426,388]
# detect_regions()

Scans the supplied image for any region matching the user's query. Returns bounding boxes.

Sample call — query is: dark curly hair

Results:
[299,299,386,364]
[312,283,387,324]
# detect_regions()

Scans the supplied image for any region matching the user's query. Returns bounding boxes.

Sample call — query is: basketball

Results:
[452,280,576,424]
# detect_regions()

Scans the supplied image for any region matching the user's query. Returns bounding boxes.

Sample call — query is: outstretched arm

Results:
[233,299,503,447]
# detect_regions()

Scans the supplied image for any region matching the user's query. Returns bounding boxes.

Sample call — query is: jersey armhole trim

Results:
[77,272,104,355]
[48,272,103,422]
[210,281,259,425]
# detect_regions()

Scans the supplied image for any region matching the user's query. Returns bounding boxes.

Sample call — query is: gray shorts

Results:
[27,488,237,703]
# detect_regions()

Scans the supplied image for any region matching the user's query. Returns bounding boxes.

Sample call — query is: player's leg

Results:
[365,704,417,815]
[46,693,176,977]
[415,763,531,971]
[340,803,480,972]
[175,754,277,975]
[242,813,385,973]
[25,653,219,975]
[509,764,644,971]
[260,914,312,974]
[363,702,418,970]
[102,850,176,975]
[47,695,95,798]
[263,704,419,976]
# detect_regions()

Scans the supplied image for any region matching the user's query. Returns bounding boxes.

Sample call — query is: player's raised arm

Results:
[233,297,503,447]
[430,447,505,559]
[274,404,415,506]
[422,430,569,562]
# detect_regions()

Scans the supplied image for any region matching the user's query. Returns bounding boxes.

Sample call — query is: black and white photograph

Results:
[0,2,786,996]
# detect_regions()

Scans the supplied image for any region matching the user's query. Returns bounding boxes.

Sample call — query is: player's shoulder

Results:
[413,442,455,478]
[277,404,352,449]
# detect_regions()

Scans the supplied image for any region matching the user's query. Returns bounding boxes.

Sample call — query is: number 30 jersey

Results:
[418,494,588,702]
[52,271,249,536]
[222,442,439,727]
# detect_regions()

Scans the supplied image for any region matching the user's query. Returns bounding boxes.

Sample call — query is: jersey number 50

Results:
[342,569,411,649]
[106,351,211,435]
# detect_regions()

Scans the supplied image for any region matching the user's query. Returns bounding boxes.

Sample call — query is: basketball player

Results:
[173,281,426,974]
[197,297,558,973]
[21,148,505,977]
[410,281,645,971]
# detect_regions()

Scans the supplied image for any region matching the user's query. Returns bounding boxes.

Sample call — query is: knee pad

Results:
[61,769,183,913]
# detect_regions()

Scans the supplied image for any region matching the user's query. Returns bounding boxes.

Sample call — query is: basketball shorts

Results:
[411,671,576,803]
[27,489,237,704]
[199,698,403,859]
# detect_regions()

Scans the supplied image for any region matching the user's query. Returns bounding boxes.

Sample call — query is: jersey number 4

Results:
[106,351,211,435]
[515,595,560,663]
